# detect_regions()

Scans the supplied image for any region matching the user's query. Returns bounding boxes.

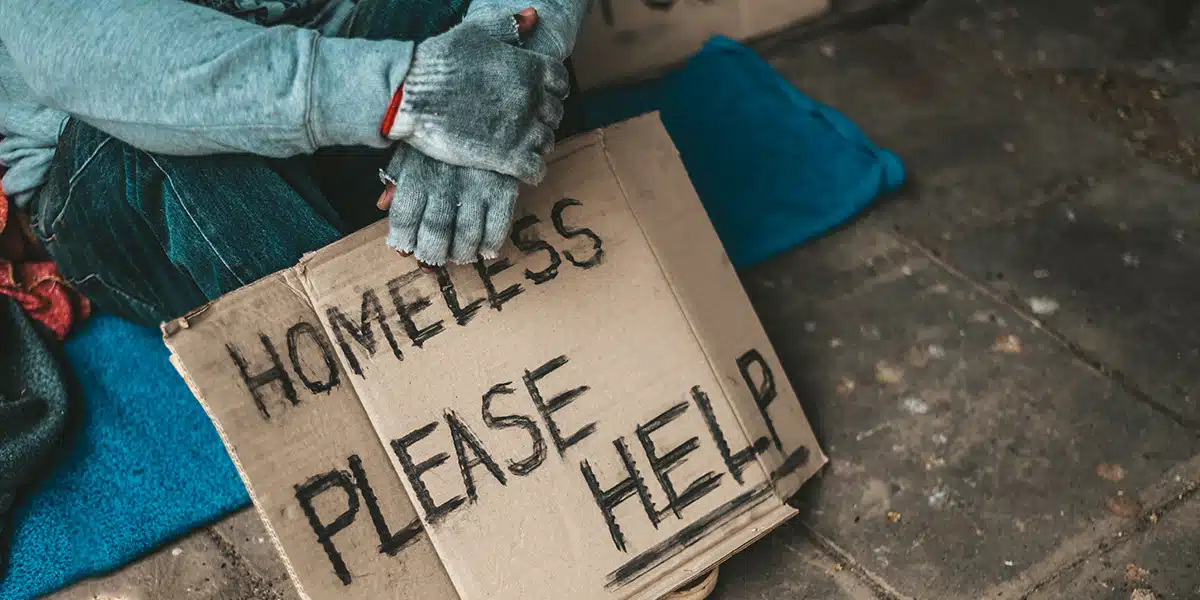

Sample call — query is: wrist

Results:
[379,84,407,139]
[308,36,414,148]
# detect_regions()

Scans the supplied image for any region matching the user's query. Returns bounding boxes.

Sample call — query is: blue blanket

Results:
[0,36,903,599]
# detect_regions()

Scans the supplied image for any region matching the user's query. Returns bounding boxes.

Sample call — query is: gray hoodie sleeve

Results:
[0,0,415,158]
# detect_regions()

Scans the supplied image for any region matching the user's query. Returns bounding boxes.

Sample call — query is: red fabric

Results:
[0,179,91,339]
[380,84,404,138]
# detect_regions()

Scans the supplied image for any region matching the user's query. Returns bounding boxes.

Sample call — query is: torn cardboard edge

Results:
[165,113,826,600]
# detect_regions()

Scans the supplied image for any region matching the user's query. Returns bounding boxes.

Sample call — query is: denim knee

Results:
[30,119,208,326]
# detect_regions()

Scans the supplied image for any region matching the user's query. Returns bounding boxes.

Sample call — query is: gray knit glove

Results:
[381,149,519,265]
[383,12,568,184]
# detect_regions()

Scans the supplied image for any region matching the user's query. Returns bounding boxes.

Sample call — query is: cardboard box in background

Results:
[574,0,831,89]
[166,115,826,600]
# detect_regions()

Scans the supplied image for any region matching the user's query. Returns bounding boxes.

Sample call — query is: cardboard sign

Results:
[574,0,830,89]
[165,114,825,600]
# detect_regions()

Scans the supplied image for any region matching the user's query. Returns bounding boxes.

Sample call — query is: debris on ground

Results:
[1130,588,1158,600]
[1096,463,1127,482]
[992,335,1023,354]
[1125,563,1150,585]
[837,377,856,395]
[875,361,904,384]
[901,397,931,415]
[1106,493,1143,518]
[1028,297,1060,316]
[886,511,902,523]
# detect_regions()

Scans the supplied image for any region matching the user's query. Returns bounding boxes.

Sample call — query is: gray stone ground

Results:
[44,0,1200,598]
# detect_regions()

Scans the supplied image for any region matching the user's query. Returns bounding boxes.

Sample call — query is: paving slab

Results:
[905,0,1200,176]
[1029,485,1200,600]
[44,522,291,600]
[209,508,295,592]
[905,162,1200,424]
[757,24,1200,421]
[759,25,1136,236]
[714,523,887,600]
[735,223,1200,599]
[908,0,1175,69]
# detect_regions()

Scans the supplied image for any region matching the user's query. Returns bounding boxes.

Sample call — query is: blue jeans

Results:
[29,0,587,328]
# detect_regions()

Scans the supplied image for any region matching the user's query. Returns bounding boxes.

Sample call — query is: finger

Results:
[480,182,520,259]
[385,185,427,255]
[525,121,556,157]
[449,199,486,265]
[510,150,546,185]
[538,92,564,131]
[542,60,571,100]
[474,9,528,45]
[377,184,395,211]
[515,8,538,34]
[414,179,457,266]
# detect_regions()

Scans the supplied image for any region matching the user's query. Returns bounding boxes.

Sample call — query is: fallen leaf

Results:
[831,563,844,572]
[1096,463,1127,482]
[1106,494,1142,518]
[1125,563,1150,584]
[992,335,1022,354]
[875,361,904,385]
[886,511,902,523]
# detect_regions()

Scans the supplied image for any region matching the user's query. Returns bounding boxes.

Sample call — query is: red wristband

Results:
[380,84,405,138]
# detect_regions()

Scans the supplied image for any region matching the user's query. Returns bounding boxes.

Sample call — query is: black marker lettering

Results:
[552,199,603,268]
[434,267,484,326]
[510,215,561,285]
[637,402,722,521]
[227,334,296,420]
[691,386,767,484]
[387,271,445,348]
[286,322,339,394]
[524,355,595,455]
[326,289,403,376]
[474,257,523,310]
[347,455,423,556]
[390,422,465,524]
[445,410,507,502]
[737,350,782,450]
[481,382,548,476]
[580,438,660,552]
[295,469,359,585]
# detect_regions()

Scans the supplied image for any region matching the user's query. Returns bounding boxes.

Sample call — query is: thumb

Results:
[470,7,537,44]
[515,8,538,35]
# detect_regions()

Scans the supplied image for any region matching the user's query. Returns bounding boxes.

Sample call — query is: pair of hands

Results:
[380,8,564,266]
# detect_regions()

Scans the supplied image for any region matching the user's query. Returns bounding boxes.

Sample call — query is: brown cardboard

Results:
[574,0,830,89]
[166,114,825,600]
[164,272,459,600]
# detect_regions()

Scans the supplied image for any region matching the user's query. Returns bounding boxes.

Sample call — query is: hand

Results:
[383,9,567,184]
[378,146,519,266]
[377,10,540,267]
